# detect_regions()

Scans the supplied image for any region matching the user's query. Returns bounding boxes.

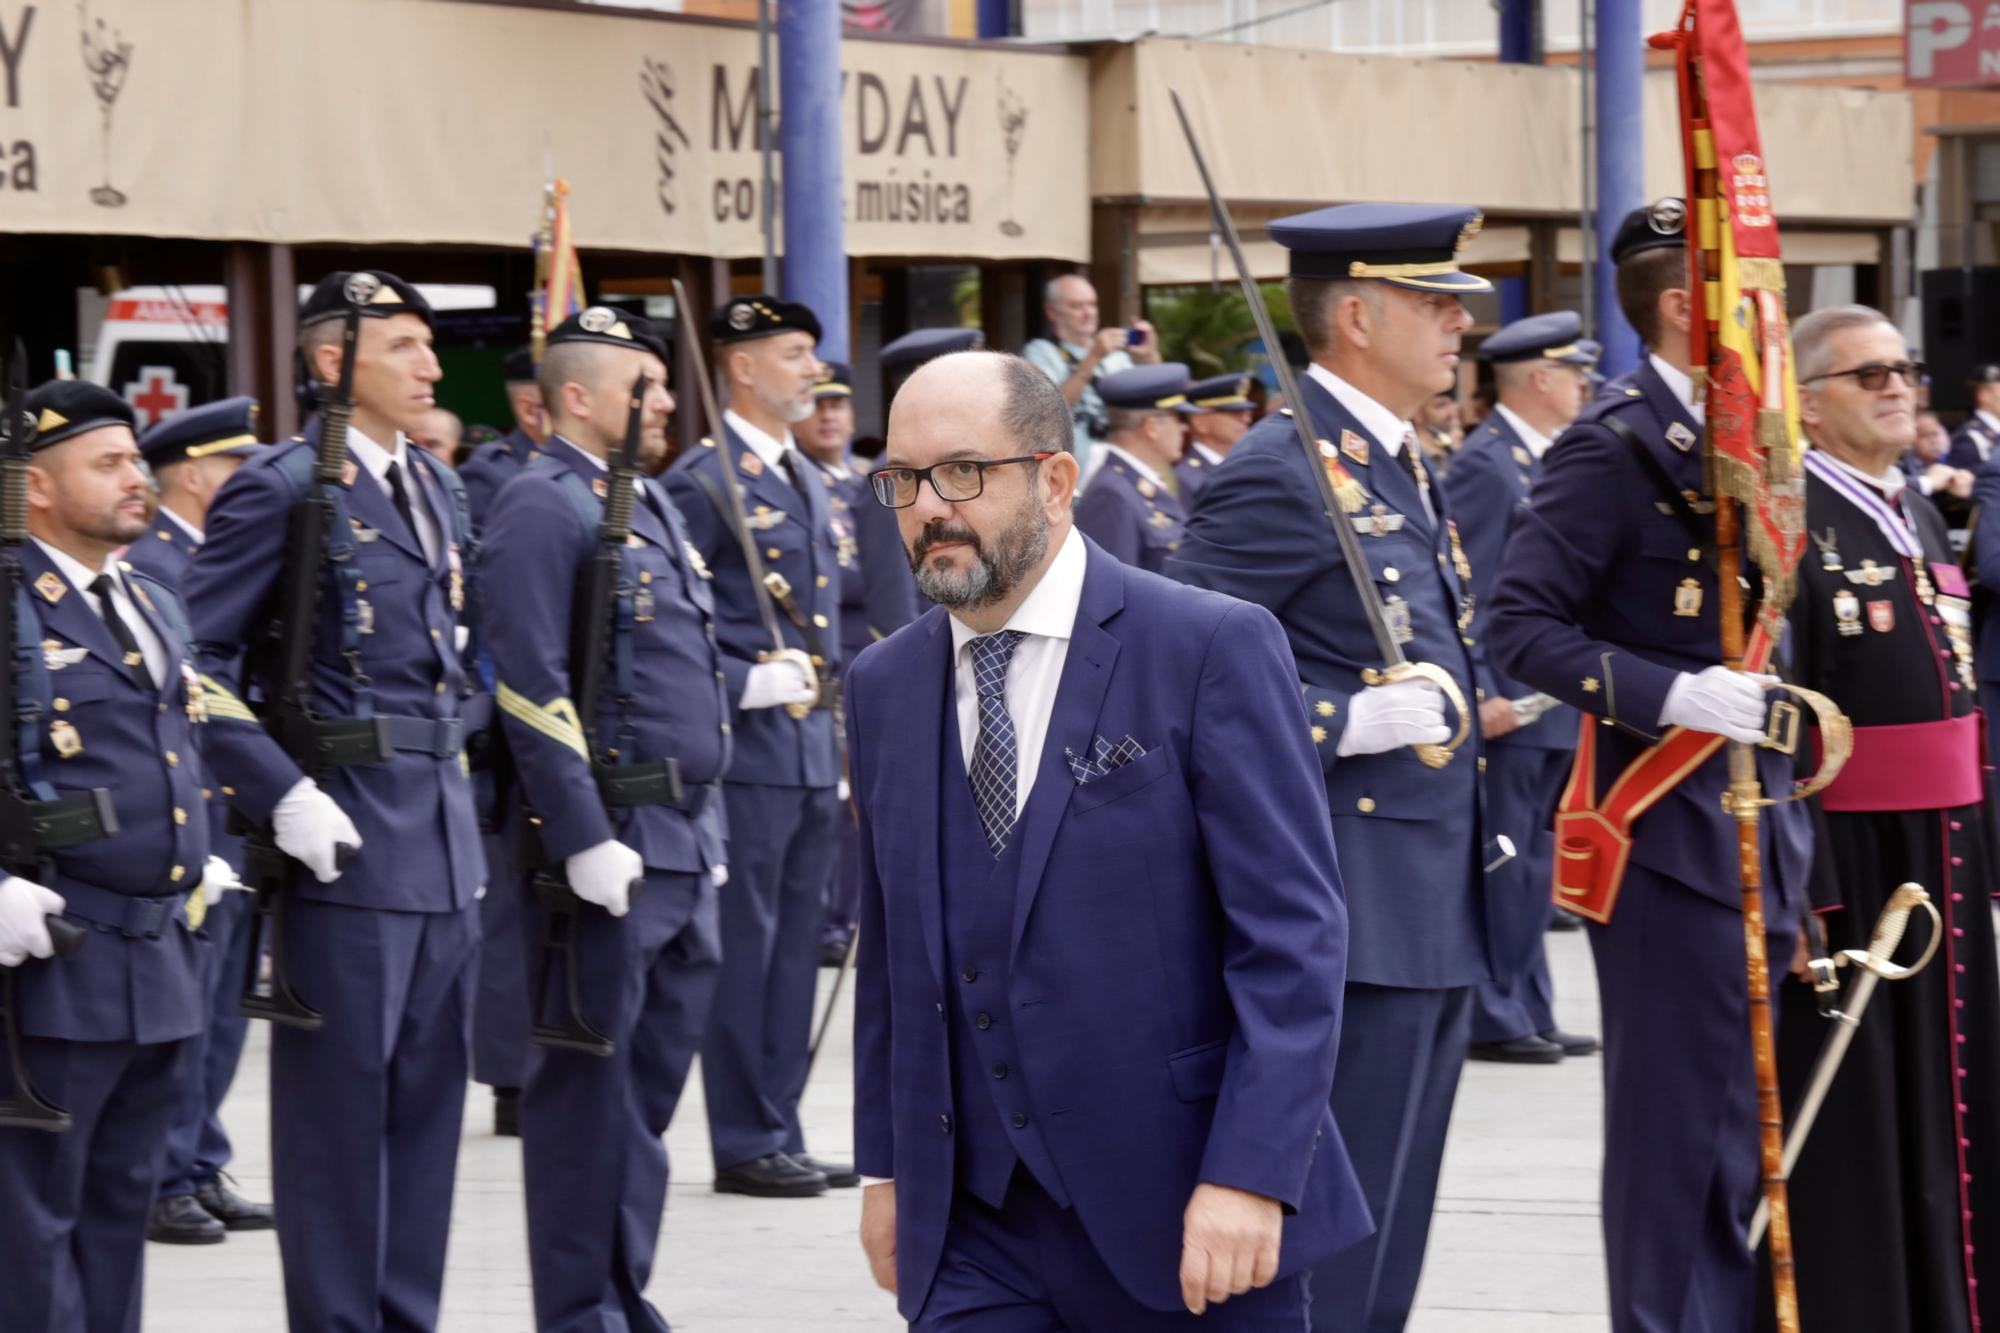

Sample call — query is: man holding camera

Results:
[1022,274,1160,468]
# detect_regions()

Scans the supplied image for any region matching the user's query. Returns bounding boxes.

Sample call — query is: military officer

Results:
[1074,363,1191,574]
[459,344,545,530]
[1166,203,1493,1333]
[1174,372,1256,502]
[127,398,276,1246]
[1948,364,2000,472]
[799,360,919,964]
[1444,312,1598,1065]
[881,326,986,409]
[1483,202,1812,1333]
[665,294,854,1198]
[186,270,486,1331]
[0,381,219,1333]
[481,308,729,1331]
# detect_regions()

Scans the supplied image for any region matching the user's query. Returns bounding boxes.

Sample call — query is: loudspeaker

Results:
[1921,266,2000,414]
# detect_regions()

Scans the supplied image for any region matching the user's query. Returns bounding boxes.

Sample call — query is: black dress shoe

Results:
[1468,1035,1565,1065]
[792,1153,860,1187]
[1541,1028,1600,1057]
[193,1175,274,1232]
[493,1086,520,1138]
[716,1153,829,1197]
[148,1194,226,1245]
[1547,912,1583,933]
[820,936,853,968]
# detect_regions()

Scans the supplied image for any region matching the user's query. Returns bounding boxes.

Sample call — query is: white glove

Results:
[201,855,247,896]
[564,839,642,918]
[272,777,364,884]
[712,864,729,889]
[1659,666,1778,744]
[741,659,817,711]
[0,876,64,968]
[1336,678,1451,757]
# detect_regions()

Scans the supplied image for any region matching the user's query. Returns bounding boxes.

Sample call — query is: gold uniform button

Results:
[202,788,212,799]
[766,547,782,561]
[1477,756,1488,773]
[52,698,68,712]
[715,671,725,682]
[720,723,732,735]
[816,576,830,588]
[1357,797,1376,814]
[173,807,188,826]
[169,865,185,883]
[813,614,830,629]
[1474,688,1487,701]
[1686,549,1701,562]
[165,751,179,767]
[640,571,653,585]
[1383,567,1400,583]
[435,681,448,694]
[1462,636,1475,646]
[357,579,368,592]
[430,629,441,641]
[222,786,236,797]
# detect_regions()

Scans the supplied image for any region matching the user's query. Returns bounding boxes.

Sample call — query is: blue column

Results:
[977,0,1012,38]
[1594,0,1644,377]
[1496,0,1538,326]
[778,0,848,361]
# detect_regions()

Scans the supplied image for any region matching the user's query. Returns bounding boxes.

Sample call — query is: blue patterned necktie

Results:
[968,630,1027,857]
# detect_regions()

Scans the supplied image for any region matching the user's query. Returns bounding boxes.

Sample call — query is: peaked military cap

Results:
[547,306,668,362]
[813,361,853,399]
[1098,362,1191,411]
[879,327,985,371]
[20,380,135,450]
[299,270,435,331]
[1267,203,1494,293]
[1578,339,1607,386]
[1178,373,1256,414]
[1610,198,1688,266]
[139,395,267,467]
[1480,311,1596,366]
[710,294,821,346]
[502,345,537,384]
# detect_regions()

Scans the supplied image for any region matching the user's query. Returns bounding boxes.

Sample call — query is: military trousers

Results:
[1470,745,1569,1044]
[157,887,253,1197]
[471,829,533,1093]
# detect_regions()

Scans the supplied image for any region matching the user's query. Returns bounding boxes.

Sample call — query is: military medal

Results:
[740,451,765,477]
[592,478,609,499]
[1511,445,1532,467]
[356,598,375,636]
[1846,559,1891,588]
[447,547,465,613]
[1914,562,1935,606]
[1357,504,1404,537]
[182,662,209,723]
[1833,588,1863,636]
[1316,442,1367,514]
[1666,421,1697,452]
[1673,578,1703,617]
[49,720,80,758]
[1382,595,1414,645]
[1340,431,1370,467]
[33,572,64,605]
[41,639,83,671]
[1810,527,1842,573]
[683,541,713,580]
[1866,599,1895,633]
[634,586,656,623]
[1137,478,1157,500]
[1447,521,1472,582]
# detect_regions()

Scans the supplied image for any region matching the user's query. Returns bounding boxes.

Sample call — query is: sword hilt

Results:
[1839,882,1939,982]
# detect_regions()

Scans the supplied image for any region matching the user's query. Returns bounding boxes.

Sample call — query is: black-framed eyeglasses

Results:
[1803,360,1926,392]
[871,453,1055,509]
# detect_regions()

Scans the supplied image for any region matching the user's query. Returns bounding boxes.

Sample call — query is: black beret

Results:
[502,345,536,384]
[22,380,135,451]
[710,294,821,346]
[299,270,435,331]
[546,306,669,362]
[1610,198,1688,266]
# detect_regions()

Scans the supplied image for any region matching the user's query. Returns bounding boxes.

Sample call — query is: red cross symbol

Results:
[125,366,187,430]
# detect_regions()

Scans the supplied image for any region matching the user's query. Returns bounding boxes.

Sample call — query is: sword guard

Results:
[1719,681,1853,812]
[1837,882,1940,982]
[1361,660,1472,769]
[759,647,820,721]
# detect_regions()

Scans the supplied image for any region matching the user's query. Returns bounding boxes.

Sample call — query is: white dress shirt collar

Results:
[724,409,798,471]
[1649,353,1707,425]
[348,422,438,561]
[158,505,204,545]
[1815,446,1906,501]
[555,434,608,472]
[1192,442,1225,467]
[947,525,1086,656]
[1494,403,1554,461]
[1305,363,1411,456]
[33,539,166,686]
[1098,443,1165,488]
[347,422,411,481]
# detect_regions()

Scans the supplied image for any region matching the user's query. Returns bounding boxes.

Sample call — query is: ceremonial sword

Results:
[1166,91,1469,768]
[1747,881,1941,1249]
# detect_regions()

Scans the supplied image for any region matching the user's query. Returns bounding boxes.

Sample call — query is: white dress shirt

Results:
[36,540,167,688]
[1650,353,1706,425]
[348,424,439,565]
[1493,403,1554,461]
[946,526,1087,820]
[724,408,808,482]
[1305,363,1436,521]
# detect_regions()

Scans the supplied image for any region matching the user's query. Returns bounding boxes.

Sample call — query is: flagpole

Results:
[531,166,555,369]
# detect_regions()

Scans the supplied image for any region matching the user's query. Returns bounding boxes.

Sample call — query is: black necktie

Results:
[89,574,145,671]
[778,449,808,497]
[385,460,421,547]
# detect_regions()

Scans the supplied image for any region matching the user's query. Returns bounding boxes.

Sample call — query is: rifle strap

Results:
[688,465,835,692]
[272,444,374,721]
[552,469,640,749]
[11,584,58,803]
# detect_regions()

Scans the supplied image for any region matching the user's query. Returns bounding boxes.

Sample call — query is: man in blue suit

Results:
[1445,313,1598,1065]
[1165,202,1492,1333]
[459,344,544,531]
[666,294,854,1198]
[186,270,486,1332]
[1074,363,1191,573]
[1174,374,1256,503]
[0,380,219,1333]
[1484,201,1811,1333]
[852,348,1367,1330]
[482,308,730,1332]
[128,397,276,1246]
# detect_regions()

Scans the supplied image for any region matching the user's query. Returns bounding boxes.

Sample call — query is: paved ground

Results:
[148,929,1611,1330]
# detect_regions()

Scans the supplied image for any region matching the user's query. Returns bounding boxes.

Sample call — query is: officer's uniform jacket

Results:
[814,458,919,663]
[1441,407,1576,753]
[1074,448,1187,575]
[480,437,730,872]
[125,509,199,589]
[1483,358,1811,910]
[1950,412,2000,474]
[16,544,211,1043]
[183,418,484,913]
[1173,443,1223,506]
[459,426,537,532]
[1165,370,1491,990]
[665,422,841,790]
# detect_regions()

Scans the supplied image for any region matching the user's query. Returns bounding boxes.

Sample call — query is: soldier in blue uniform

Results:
[1484,202,1812,1333]
[1174,372,1256,502]
[1949,364,2000,473]
[881,327,986,409]
[127,397,276,1246]
[1165,203,1493,1333]
[459,344,545,530]
[799,360,919,963]
[185,270,486,1332]
[0,381,219,1333]
[1074,363,1190,574]
[481,308,730,1331]
[665,294,855,1198]
[1444,313,1599,1065]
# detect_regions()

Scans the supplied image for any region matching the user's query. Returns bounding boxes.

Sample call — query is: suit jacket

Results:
[1483,360,1811,912]
[1441,410,1576,753]
[848,539,1368,1317]
[1165,373,1492,990]
[184,420,485,913]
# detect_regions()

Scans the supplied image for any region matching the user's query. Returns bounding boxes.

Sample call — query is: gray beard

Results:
[911,502,1049,612]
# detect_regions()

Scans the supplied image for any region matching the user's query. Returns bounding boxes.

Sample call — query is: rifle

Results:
[0,342,114,1131]
[236,277,373,1029]
[526,370,650,1058]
